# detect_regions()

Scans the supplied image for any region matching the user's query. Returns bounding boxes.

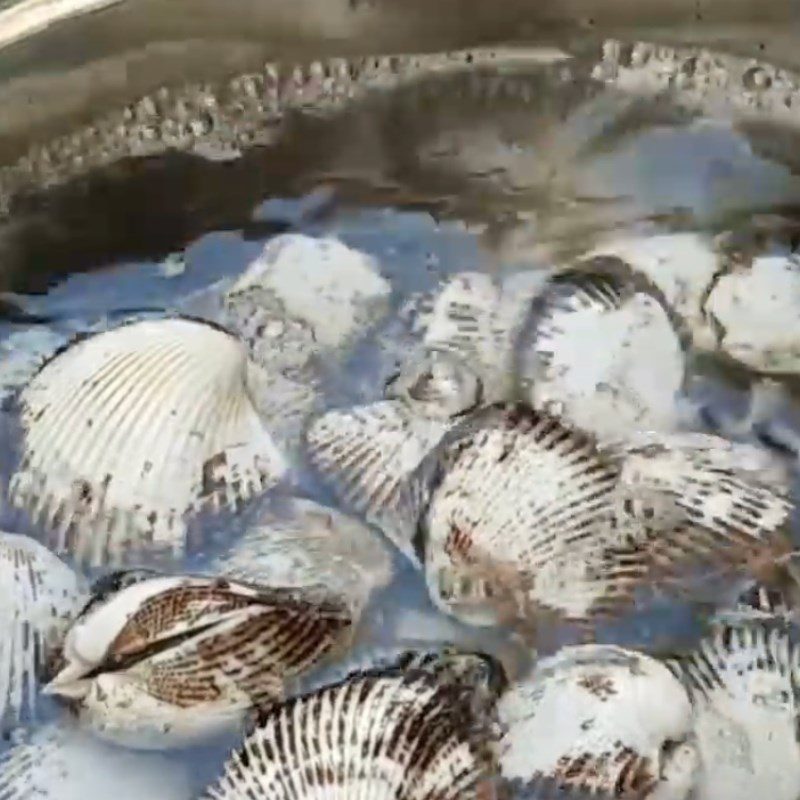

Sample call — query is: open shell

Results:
[44,573,352,748]
[9,317,288,565]
[0,532,85,729]
[204,655,498,799]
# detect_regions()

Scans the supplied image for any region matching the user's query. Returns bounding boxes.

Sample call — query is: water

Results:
[2,22,800,798]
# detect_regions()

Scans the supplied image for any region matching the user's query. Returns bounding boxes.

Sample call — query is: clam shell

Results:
[496,645,697,799]
[204,660,497,799]
[211,497,394,615]
[0,532,84,728]
[515,269,685,440]
[224,234,391,365]
[582,233,720,350]
[48,575,352,748]
[9,317,288,565]
[305,400,449,558]
[0,721,191,800]
[667,616,800,800]
[404,405,792,627]
[705,254,800,374]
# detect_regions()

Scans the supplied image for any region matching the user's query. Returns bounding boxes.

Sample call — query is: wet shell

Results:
[224,234,391,367]
[667,615,800,800]
[496,645,698,799]
[0,721,191,800]
[211,497,394,615]
[704,253,800,374]
[400,404,792,627]
[9,317,288,565]
[385,347,484,421]
[0,532,85,728]
[305,399,452,559]
[204,658,498,799]
[514,268,685,440]
[44,574,352,748]
[582,233,720,351]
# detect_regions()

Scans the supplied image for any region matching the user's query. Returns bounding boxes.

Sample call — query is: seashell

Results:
[305,399,452,559]
[0,721,192,800]
[496,645,698,799]
[211,497,394,616]
[0,532,86,729]
[397,403,793,628]
[203,651,499,799]
[43,573,352,748]
[666,615,800,800]
[514,267,685,440]
[704,253,800,375]
[223,234,391,369]
[581,233,720,351]
[384,346,484,420]
[9,317,288,565]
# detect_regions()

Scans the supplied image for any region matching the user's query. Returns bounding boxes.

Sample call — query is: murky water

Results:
[2,14,800,797]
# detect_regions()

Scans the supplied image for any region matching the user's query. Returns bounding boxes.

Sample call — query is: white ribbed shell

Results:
[705,254,800,374]
[0,721,191,800]
[212,497,394,615]
[404,405,792,626]
[497,645,697,799]
[0,532,84,728]
[205,668,494,800]
[9,318,288,565]
[668,616,800,800]
[306,400,449,559]
[516,271,685,439]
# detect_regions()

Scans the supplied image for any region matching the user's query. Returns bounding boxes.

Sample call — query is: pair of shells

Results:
[309,398,793,630]
[394,261,687,441]
[4,233,390,565]
[584,229,800,376]
[0,497,393,742]
[497,610,800,800]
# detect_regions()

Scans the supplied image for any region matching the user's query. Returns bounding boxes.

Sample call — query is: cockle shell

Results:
[211,497,394,616]
[204,652,500,799]
[45,573,352,748]
[0,531,85,728]
[667,614,800,800]
[8,317,288,565]
[496,645,698,799]
[398,403,792,628]
[514,267,685,440]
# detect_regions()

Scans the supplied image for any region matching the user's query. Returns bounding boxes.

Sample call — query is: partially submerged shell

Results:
[667,614,800,800]
[0,532,85,729]
[514,268,685,439]
[496,645,698,799]
[224,234,391,368]
[204,654,499,799]
[305,399,451,558]
[211,497,394,616]
[0,720,192,800]
[9,317,288,565]
[44,573,352,748]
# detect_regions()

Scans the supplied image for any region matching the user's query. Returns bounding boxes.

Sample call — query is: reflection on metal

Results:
[0,0,123,51]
